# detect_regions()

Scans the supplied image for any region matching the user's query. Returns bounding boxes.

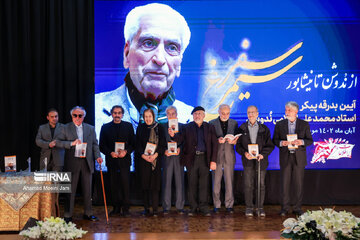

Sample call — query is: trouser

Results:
[109,165,130,211]
[143,189,159,212]
[162,155,185,210]
[187,154,209,213]
[64,159,92,217]
[48,165,63,217]
[243,166,266,209]
[280,153,304,212]
[212,161,234,208]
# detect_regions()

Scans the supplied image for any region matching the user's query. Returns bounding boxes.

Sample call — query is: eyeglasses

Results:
[72,114,83,118]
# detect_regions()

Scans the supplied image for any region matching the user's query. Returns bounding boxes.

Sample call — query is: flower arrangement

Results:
[19,217,87,240]
[281,208,360,240]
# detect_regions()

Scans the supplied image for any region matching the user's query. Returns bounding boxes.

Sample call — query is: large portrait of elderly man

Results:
[95,3,193,136]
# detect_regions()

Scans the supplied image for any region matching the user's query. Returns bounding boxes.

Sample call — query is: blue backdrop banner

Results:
[95,0,359,170]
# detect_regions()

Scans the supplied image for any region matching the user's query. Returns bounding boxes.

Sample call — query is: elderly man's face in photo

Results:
[124,14,183,100]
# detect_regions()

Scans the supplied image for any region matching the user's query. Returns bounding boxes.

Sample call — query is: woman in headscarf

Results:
[136,108,166,216]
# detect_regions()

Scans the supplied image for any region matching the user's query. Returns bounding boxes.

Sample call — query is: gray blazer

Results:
[209,118,238,165]
[35,123,65,168]
[56,122,101,174]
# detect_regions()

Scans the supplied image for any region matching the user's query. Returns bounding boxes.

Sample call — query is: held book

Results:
[115,142,125,154]
[287,134,298,149]
[224,133,242,141]
[144,142,157,156]
[75,143,87,158]
[167,142,178,155]
[248,144,259,159]
[168,118,179,133]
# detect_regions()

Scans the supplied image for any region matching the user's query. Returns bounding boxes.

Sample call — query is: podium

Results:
[0,172,55,231]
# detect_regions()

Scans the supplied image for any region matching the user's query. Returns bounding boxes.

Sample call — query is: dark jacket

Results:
[135,123,166,159]
[135,123,166,190]
[99,120,135,168]
[272,118,313,168]
[236,121,274,170]
[172,121,218,169]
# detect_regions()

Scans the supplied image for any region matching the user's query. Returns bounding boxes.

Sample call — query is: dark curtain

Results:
[0,0,94,171]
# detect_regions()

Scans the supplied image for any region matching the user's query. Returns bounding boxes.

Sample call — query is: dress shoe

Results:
[202,211,211,217]
[153,210,158,217]
[293,210,304,216]
[279,210,289,217]
[213,207,220,213]
[226,208,234,214]
[188,210,196,216]
[83,215,99,221]
[122,209,130,217]
[258,208,266,217]
[141,208,150,216]
[109,206,120,216]
[177,209,185,215]
[245,208,254,217]
[64,217,72,223]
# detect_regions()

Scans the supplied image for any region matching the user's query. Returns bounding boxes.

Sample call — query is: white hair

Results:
[219,104,230,111]
[166,105,178,114]
[124,3,191,54]
[70,106,86,117]
[285,101,299,111]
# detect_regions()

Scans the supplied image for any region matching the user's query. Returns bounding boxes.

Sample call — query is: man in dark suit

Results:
[99,105,135,217]
[161,106,185,214]
[273,101,313,216]
[35,108,64,171]
[57,106,103,223]
[209,104,238,214]
[169,106,218,216]
[236,105,274,217]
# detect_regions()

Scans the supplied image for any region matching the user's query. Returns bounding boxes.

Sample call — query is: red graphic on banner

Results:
[311,138,355,164]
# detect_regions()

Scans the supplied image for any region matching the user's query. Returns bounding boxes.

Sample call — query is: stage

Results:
[1,204,359,239]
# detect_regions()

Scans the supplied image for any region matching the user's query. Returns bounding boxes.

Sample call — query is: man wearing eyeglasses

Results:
[99,105,135,217]
[57,106,103,223]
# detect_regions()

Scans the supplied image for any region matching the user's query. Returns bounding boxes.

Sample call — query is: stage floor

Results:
[1,204,359,239]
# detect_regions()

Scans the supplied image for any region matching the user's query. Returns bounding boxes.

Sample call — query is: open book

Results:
[224,133,242,141]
